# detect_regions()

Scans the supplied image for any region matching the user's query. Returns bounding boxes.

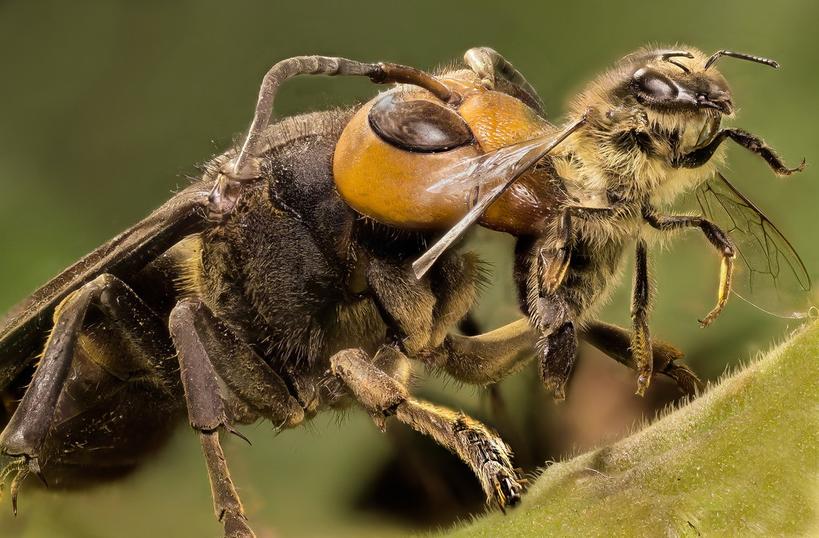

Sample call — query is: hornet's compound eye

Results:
[632,67,678,102]
[369,93,473,152]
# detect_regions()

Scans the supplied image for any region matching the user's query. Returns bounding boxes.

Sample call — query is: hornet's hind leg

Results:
[420,316,700,396]
[330,347,524,511]
[0,273,177,512]
[168,298,304,538]
[580,321,701,394]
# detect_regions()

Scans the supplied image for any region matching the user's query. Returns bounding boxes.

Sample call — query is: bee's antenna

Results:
[704,50,780,71]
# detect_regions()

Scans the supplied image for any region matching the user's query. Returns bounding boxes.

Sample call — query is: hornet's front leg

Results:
[330,347,524,511]
[643,209,735,327]
[209,55,459,221]
[419,318,537,385]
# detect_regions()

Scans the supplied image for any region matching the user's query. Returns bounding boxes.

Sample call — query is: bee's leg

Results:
[630,239,653,395]
[675,128,805,175]
[168,298,304,538]
[538,209,573,295]
[539,205,618,294]
[579,321,701,394]
[463,47,544,113]
[0,273,174,512]
[421,313,702,395]
[330,347,524,511]
[533,294,577,401]
[643,211,736,326]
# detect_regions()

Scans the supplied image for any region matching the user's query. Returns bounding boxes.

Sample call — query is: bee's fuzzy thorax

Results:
[549,45,734,249]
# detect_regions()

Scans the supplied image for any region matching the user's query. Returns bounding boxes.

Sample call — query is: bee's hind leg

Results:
[330,347,524,511]
[419,312,702,400]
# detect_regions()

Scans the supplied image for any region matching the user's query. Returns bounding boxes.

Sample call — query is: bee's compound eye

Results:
[369,93,473,153]
[632,67,678,101]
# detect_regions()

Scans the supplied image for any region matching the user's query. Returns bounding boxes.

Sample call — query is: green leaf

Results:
[442,321,819,537]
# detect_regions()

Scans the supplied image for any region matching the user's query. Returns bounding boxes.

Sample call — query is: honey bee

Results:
[0,46,808,537]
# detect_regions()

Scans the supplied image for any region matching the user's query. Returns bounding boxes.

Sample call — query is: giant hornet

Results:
[0,46,809,537]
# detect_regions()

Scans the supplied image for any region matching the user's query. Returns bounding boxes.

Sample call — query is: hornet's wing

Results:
[0,181,211,389]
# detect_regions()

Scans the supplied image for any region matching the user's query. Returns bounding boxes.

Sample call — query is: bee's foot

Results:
[782,157,806,176]
[635,371,652,397]
[698,312,717,328]
[699,298,730,327]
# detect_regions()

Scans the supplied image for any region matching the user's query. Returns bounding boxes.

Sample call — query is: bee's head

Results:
[627,49,736,116]
[574,46,778,122]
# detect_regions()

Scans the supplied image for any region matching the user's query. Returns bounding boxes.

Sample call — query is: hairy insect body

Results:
[180,110,484,422]
[563,52,726,216]
[190,113,385,416]
[0,46,805,537]
[533,49,732,323]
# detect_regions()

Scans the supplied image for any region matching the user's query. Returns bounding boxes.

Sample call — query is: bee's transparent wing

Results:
[695,172,813,318]
[413,116,587,279]
[426,135,556,195]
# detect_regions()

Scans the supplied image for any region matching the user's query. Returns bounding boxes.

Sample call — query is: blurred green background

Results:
[0,1,816,537]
